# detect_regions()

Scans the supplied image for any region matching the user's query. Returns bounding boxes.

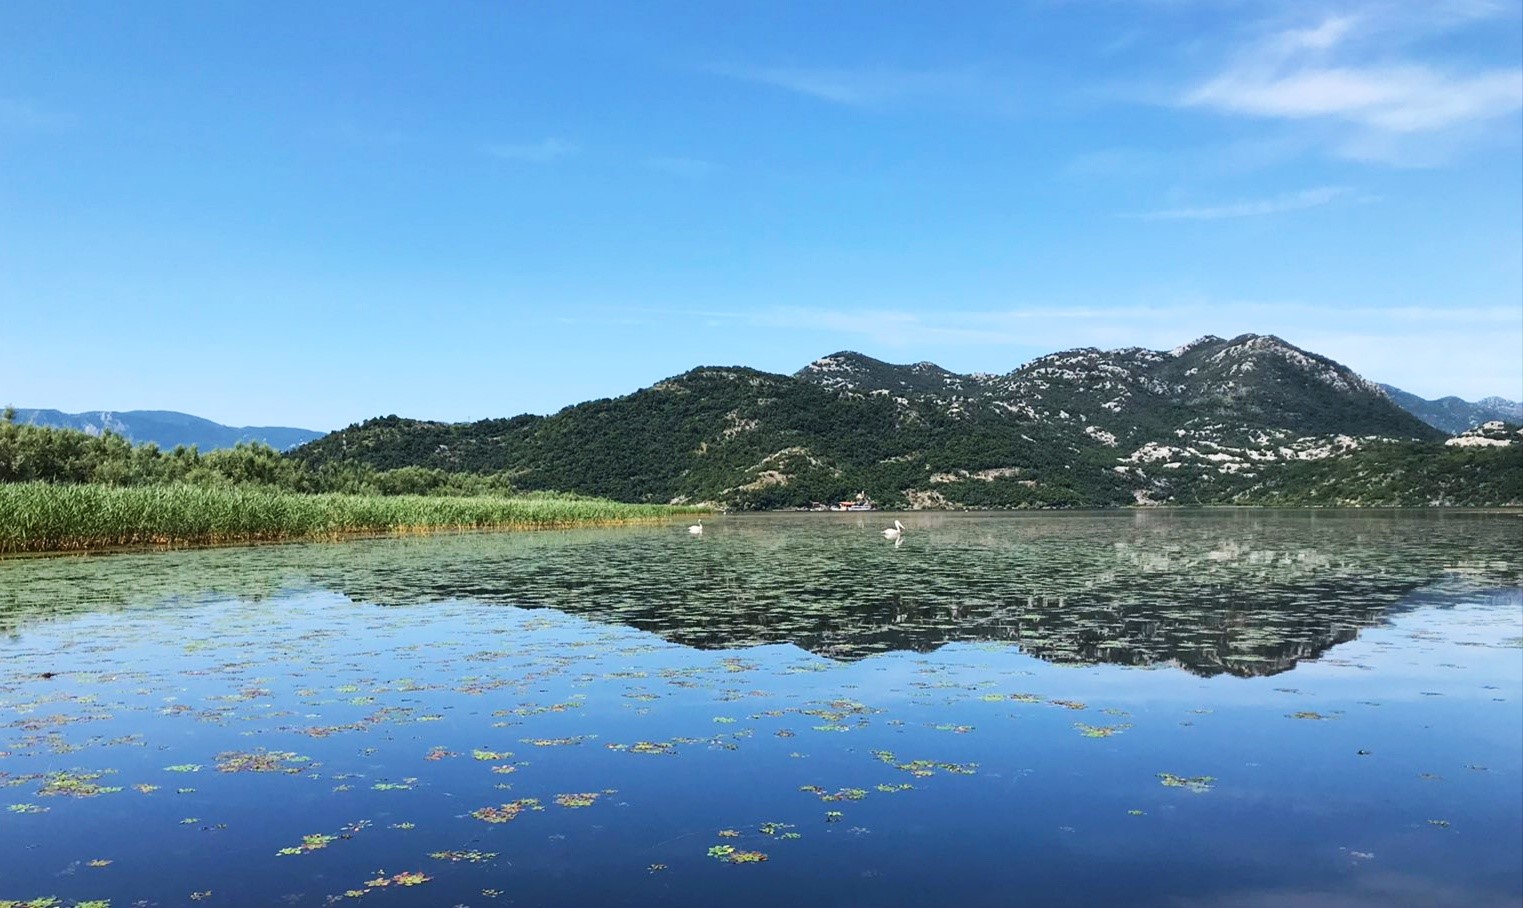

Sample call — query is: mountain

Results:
[291,334,1518,508]
[8,408,324,452]
[1378,385,1523,435]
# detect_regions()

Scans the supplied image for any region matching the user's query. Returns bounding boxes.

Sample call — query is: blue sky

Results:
[2,1,1519,429]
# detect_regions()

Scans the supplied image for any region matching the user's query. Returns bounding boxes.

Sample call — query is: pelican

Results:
[882,519,905,541]
[688,520,704,535]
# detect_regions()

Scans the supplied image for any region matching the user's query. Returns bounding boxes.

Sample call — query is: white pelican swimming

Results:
[688,520,704,535]
[882,519,905,540]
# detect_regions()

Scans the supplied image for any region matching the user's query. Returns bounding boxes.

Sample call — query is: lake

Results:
[1,511,1520,907]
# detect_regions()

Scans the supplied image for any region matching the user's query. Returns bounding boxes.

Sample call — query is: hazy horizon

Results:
[7,333,1519,433]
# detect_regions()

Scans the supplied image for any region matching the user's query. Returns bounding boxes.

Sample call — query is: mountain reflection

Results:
[3,512,1518,677]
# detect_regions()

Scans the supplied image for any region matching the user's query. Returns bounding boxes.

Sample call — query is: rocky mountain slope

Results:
[1378,385,1523,434]
[291,334,1518,508]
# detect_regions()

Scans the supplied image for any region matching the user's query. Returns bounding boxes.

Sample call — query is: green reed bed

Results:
[0,483,705,554]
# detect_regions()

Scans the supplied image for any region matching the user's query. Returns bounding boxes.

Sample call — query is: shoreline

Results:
[0,482,706,557]
[0,516,691,560]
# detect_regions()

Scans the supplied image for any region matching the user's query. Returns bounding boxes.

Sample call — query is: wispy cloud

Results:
[711,63,991,110]
[1178,9,1522,163]
[1187,64,1523,133]
[484,138,580,163]
[645,156,723,178]
[1127,185,1354,220]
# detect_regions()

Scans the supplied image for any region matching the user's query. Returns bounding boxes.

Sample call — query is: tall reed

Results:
[0,483,704,554]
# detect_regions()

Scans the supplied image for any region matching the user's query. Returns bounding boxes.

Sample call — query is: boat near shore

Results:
[803,492,877,511]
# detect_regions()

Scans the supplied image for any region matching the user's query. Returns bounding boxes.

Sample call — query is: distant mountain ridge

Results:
[1377,385,1523,435]
[9,408,323,452]
[292,333,1519,508]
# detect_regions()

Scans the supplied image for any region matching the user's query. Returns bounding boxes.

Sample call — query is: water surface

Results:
[2,512,1520,907]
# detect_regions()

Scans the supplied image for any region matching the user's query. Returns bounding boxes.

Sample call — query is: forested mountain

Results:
[290,334,1520,509]
[11,408,323,451]
[1378,385,1523,435]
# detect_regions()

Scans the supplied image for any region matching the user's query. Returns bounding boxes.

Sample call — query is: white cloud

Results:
[1187,64,1522,133]
[1275,15,1359,52]
[1127,185,1353,220]
[484,138,580,163]
[1178,11,1522,163]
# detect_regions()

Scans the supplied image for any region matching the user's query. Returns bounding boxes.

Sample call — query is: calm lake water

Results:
[1,511,1520,907]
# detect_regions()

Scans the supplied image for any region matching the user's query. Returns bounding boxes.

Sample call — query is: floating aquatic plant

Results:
[429,850,497,863]
[1074,723,1132,738]
[371,778,417,791]
[38,770,121,798]
[613,740,677,755]
[554,792,600,808]
[706,842,768,864]
[276,833,337,856]
[214,750,313,774]
[1158,773,1215,793]
[520,736,593,747]
[471,798,542,823]
[363,870,430,887]
[799,785,868,802]
[870,752,979,777]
